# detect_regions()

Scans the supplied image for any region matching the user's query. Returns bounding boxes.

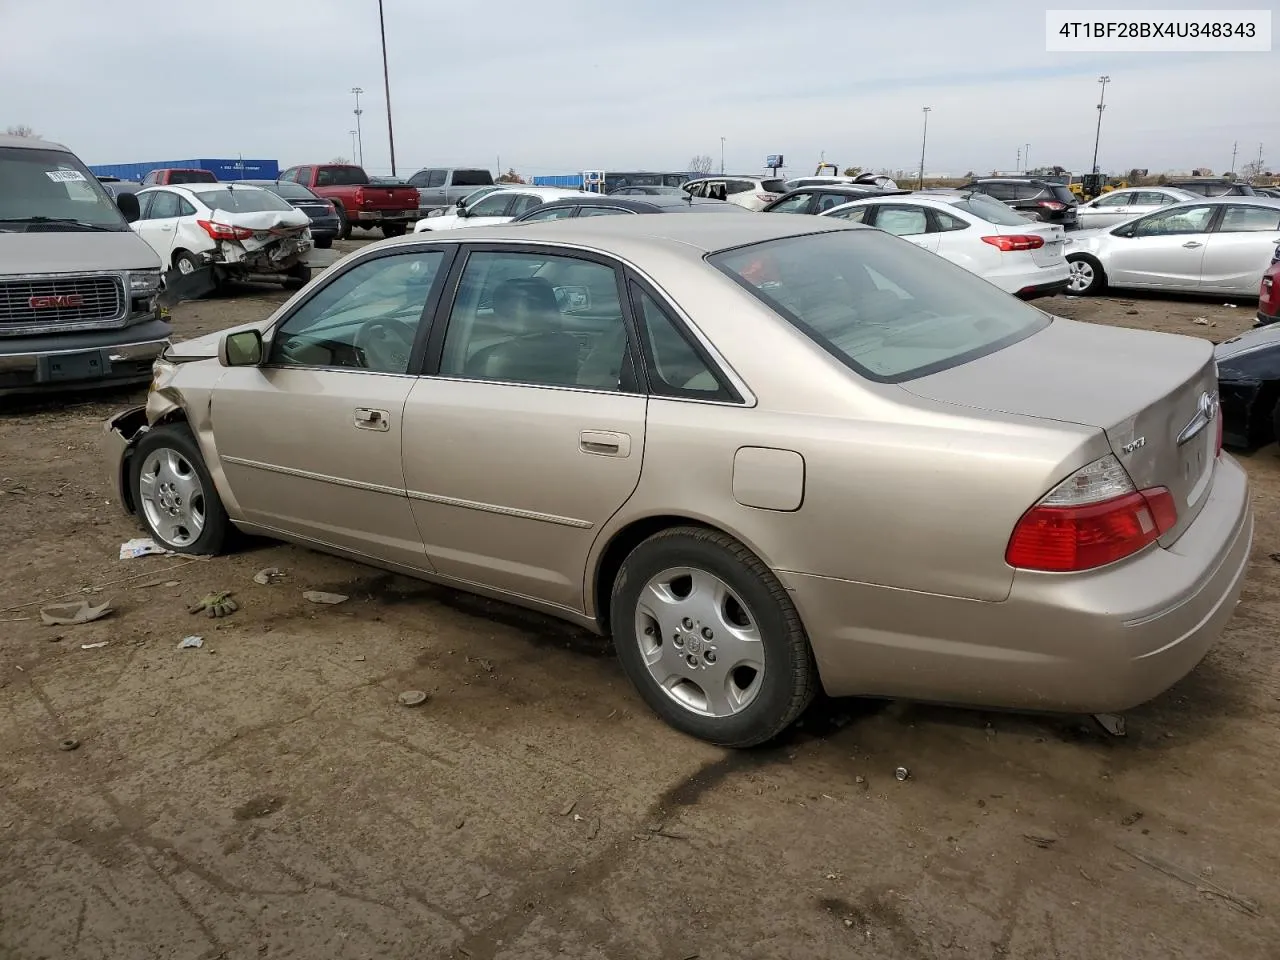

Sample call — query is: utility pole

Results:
[1025,143,1031,174]
[720,137,725,175]
[1016,146,1021,173]
[350,87,364,167]
[1090,75,1110,175]
[378,0,397,176]
[918,106,931,189]
[1255,142,1264,182]
[1230,141,1238,177]
[349,129,358,161]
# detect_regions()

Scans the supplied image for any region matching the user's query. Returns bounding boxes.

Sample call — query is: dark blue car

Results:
[240,179,341,248]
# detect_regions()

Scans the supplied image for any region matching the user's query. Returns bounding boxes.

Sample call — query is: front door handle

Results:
[1182,241,1203,248]
[354,407,390,431]
[579,430,631,457]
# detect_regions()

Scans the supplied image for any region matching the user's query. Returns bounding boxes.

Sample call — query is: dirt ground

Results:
[2,249,1278,959]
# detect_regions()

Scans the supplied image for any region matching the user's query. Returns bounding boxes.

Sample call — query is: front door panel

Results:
[212,367,428,570]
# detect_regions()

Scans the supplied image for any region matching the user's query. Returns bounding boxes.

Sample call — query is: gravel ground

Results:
[2,250,1277,960]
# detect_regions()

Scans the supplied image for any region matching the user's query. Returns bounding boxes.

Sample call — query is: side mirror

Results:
[219,329,264,367]
[116,192,140,223]
[456,205,470,218]
[455,197,466,208]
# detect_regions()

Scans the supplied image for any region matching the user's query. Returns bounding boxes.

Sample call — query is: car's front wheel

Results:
[610,527,816,747]
[131,424,230,555]
[1067,254,1106,295]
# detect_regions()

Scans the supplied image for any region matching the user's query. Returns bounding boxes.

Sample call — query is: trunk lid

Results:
[361,186,419,211]
[991,221,1065,268]
[901,318,1218,545]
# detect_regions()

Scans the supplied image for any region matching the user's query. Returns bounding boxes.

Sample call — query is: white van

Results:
[0,135,169,396]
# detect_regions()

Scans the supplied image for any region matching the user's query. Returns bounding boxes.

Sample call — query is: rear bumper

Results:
[1256,309,1278,327]
[1015,277,1071,299]
[353,210,418,224]
[783,454,1253,713]
[0,318,171,396]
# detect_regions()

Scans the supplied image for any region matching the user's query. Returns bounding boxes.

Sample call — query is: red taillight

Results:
[1005,454,1177,572]
[1038,200,1067,210]
[756,193,779,202]
[197,219,253,241]
[354,187,366,206]
[981,234,1045,252]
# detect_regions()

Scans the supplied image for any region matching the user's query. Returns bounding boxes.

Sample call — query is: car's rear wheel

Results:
[314,236,333,250]
[131,424,230,555]
[1067,254,1106,295]
[333,203,351,240]
[381,223,407,238]
[283,263,312,290]
[172,250,200,276]
[610,526,816,747]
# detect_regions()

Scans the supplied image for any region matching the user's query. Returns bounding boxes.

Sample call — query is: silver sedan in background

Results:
[1066,197,1280,296]
[1074,186,1198,229]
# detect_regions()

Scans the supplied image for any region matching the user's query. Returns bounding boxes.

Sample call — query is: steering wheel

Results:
[354,319,415,372]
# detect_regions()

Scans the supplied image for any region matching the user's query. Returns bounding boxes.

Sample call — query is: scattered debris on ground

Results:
[188,590,238,618]
[119,538,172,559]
[303,591,348,605]
[39,599,113,626]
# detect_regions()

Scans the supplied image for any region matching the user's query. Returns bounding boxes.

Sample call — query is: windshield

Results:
[951,194,1030,225]
[709,229,1049,382]
[0,146,130,232]
[196,187,295,213]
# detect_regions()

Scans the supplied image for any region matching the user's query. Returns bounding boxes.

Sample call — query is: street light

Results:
[918,107,931,189]
[1090,75,1110,175]
[349,129,358,160]
[720,137,725,175]
[350,87,364,167]
[378,0,397,176]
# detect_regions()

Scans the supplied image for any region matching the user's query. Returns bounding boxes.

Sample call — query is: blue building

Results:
[87,158,280,182]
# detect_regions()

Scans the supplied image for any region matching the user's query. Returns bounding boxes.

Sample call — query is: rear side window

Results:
[629,284,734,401]
[451,169,493,187]
[980,183,1016,202]
[1049,186,1076,204]
[932,210,969,231]
[760,179,788,194]
[709,230,1049,383]
[1013,183,1043,200]
[1218,205,1280,232]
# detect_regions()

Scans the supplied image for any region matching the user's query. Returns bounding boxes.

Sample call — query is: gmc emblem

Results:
[29,294,85,309]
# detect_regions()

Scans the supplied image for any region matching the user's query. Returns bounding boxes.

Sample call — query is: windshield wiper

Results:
[0,216,122,232]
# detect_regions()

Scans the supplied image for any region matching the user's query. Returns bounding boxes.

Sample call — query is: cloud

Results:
[1,0,1275,178]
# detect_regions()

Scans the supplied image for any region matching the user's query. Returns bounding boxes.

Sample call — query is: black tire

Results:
[130,424,231,556]
[283,263,312,290]
[381,223,407,238]
[1067,254,1106,295]
[314,236,333,250]
[610,526,816,747]
[172,249,200,276]
[333,203,351,240]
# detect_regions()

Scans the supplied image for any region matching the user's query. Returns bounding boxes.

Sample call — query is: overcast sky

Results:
[1,0,1275,179]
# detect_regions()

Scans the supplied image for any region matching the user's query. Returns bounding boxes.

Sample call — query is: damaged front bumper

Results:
[101,405,149,514]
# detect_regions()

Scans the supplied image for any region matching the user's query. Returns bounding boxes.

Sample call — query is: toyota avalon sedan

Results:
[102,215,1252,747]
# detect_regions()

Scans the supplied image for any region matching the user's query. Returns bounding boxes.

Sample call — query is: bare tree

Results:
[496,168,525,184]
[1241,159,1264,181]
[842,166,863,177]
[5,124,38,138]
[329,156,351,165]
[687,154,714,174]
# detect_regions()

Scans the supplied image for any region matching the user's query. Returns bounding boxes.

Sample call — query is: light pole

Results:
[720,137,725,175]
[378,0,397,176]
[349,129,358,160]
[1230,141,1238,177]
[1090,75,1110,175]
[1025,143,1031,174]
[918,106,931,189]
[350,87,364,167]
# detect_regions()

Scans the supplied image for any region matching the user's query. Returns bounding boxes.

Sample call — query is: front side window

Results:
[1217,205,1280,233]
[874,204,928,236]
[426,169,447,188]
[508,194,544,217]
[710,230,1049,382]
[438,251,627,390]
[1093,192,1132,208]
[767,193,813,214]
[815,192,853,213]
[630,285,732,401]
[1128,204,1215,237]
[468,193,515,217]
[147,191,181,219]
[269,250,446,373]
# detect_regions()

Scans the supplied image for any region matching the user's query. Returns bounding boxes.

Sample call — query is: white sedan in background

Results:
[132,183,313,288]
[820,190,1070,299]
[1074,186,1198,229]
[1065,197,1280,296]
[412,186,583,232]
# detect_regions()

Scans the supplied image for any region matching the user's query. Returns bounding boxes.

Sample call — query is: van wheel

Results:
[1067,255,1106,295]
[610,526,816,747]
[131,424,230,556]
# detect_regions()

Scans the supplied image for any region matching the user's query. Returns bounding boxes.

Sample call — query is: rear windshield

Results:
[267,181,320,200]
[760,179,788,194]
[452,169,493,187]
[197,187,296,213]
[1049,185,1077,205]
[709,229,1049,382]
[315,166,369,186]
[0,146,130,231]
[952,194,1031,225]
[167,170,218,184]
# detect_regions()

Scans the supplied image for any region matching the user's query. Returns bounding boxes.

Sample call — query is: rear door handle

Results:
[579,430,631,457]
[1182,241,1203,248]
[354,407,390,431]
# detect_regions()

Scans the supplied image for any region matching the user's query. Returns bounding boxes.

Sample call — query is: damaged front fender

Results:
[101,405,150,515]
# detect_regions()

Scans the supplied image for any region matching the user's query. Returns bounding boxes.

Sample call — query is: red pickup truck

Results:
[278,164,419,239]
